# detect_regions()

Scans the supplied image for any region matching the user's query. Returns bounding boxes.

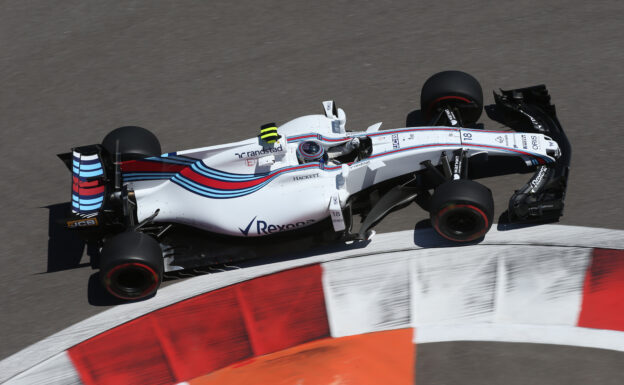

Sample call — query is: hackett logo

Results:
[293,173,319,181]
[239,216,315,236]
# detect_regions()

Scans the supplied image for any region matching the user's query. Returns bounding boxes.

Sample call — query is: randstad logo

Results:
[239,216,315,236]
[235,144,283,159]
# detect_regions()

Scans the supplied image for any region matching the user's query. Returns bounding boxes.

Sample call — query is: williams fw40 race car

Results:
[59,71,570,300]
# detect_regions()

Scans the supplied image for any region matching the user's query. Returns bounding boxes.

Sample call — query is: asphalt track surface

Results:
[1,0,623,382]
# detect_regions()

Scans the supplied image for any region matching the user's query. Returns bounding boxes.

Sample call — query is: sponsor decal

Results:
[530,115,543,130]
[531,135,540,150]
[293,173,320,181]
[452,153,463,179]
[462,132,472,141]
[350,160,370,169]
[530,166,548,193]
[519,109,544,131]
[239,216,315,236]
[235,144,283,159]
[392,133,400,149]
[521,135,528,149]
[67,218,99,228]
[445,109,458,126]
[245,159,257,167]
[238,216,257,236]
[332,120,341,133]
[496,135,510,146]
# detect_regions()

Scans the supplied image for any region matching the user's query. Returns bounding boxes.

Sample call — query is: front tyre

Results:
[429,180,494,242]
[100,231,164,300]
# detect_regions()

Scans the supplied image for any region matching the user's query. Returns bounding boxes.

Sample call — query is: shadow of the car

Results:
[44,202,90,273]
[412,219,485,248]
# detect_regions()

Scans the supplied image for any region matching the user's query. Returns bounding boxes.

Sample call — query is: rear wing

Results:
[58,144,132,235]
[58,145,109,231]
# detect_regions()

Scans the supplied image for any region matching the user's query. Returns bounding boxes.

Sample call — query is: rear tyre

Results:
[100,231,163,300]
[429,180,494,242]
[102,126,161,161]
[420,71,484,125]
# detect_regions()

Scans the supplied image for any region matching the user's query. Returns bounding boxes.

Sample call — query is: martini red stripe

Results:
[73,185,105,195]
[72,176,100,187]
[180,164,314,190]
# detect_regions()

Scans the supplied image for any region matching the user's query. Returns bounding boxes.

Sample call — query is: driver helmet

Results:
[296,140,325,163]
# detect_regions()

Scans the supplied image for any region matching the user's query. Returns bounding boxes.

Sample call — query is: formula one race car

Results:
[59,71,570,300]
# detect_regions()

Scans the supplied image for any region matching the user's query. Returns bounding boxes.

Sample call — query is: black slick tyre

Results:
[100,231,163,300]
[101,126,161,161]
[429,180,494,242]
[420,71,484,125]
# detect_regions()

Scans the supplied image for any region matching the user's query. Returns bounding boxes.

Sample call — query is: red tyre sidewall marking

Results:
[426,95,472,116]
[105,262,159,300]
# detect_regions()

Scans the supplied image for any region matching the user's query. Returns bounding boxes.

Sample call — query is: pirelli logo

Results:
[67,218,99,228]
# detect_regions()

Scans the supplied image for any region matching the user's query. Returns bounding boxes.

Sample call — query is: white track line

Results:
[415,324,624,352]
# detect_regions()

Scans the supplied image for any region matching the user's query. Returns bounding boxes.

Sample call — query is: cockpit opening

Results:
[296,136,372,165]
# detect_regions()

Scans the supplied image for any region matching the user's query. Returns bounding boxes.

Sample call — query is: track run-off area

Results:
[2,225,624,384]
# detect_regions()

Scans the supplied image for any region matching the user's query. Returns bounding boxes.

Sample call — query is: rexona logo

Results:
[239,216,315,236]
[235,144,283,159]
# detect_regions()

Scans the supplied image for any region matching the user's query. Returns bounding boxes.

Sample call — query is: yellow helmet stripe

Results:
[260,133,279,140]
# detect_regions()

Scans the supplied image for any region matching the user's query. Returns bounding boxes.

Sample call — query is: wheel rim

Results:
[446,210,480,234]
[434,204,489,242]
[105,262,159,300]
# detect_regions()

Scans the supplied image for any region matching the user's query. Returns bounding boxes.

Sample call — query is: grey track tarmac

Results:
[1,1,623,383]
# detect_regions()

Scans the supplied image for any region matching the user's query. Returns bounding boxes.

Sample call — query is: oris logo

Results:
[531,135,540,150]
